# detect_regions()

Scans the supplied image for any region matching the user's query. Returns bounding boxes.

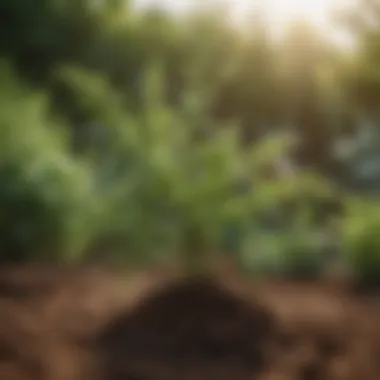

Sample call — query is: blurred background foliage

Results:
[1,0,380,283]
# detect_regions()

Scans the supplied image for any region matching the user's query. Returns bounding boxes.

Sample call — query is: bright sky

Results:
[134,0,353,45]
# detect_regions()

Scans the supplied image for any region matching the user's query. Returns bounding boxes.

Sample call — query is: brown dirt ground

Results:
[0,265,378,380]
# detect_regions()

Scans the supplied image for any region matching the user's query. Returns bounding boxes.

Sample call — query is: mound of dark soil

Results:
[97,276,278,380]
[0,267,377,380]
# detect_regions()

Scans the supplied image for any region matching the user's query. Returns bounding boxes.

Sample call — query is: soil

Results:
[0,266,378,380]
[97,276,278,380]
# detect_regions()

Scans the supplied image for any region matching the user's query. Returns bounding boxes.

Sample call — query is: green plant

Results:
[0,62,97,262]
[341,197,380,286]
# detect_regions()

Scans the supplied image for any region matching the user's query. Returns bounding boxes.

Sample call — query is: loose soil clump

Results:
[97,276,278,380]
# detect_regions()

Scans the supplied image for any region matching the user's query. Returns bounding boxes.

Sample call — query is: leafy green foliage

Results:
[1,0,380,282]
[341,198,380,285]
[0,63,96,262]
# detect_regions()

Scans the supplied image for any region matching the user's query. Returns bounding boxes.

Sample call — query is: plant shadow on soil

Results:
[0,266,378,380]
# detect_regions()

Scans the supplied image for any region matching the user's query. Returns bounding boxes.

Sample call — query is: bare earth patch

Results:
[0,266,378,380]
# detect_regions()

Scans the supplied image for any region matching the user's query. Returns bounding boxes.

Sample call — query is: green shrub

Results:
[242,228,325,278]
[341,197,380,286]
[57,64,263,272]
[0,63,96,262]
[240,175,333,278]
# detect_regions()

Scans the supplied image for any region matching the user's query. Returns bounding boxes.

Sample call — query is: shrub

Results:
[0,63,96,262]
[341,197,380,286]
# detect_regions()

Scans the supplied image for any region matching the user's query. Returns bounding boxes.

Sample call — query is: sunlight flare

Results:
[239,0,338,35]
